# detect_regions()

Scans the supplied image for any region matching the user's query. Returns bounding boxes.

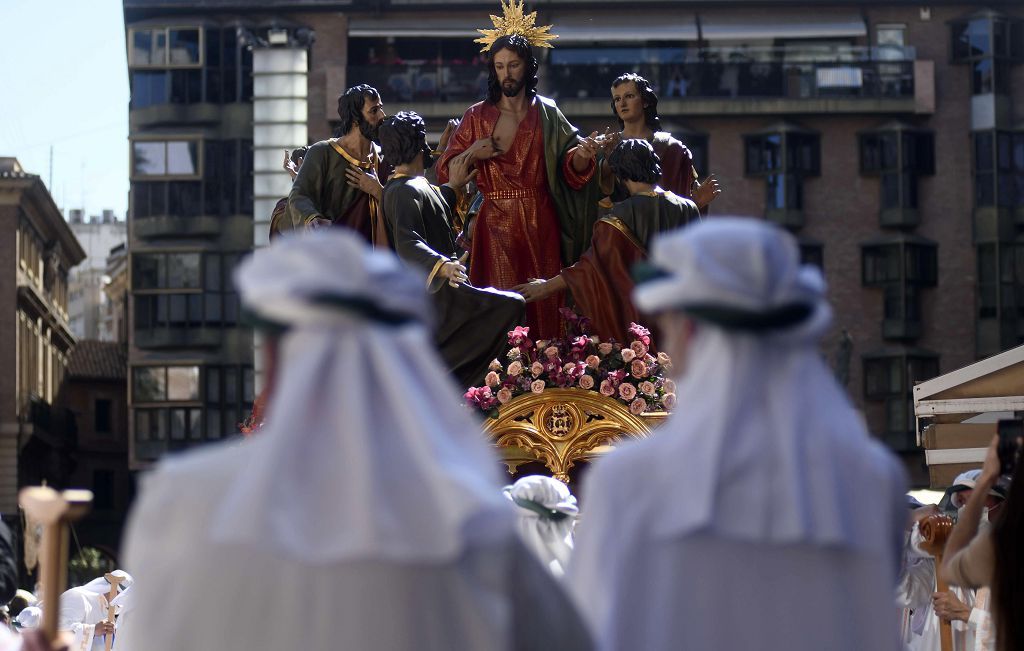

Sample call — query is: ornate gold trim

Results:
[597,216,646,254]
[483,389,667,483]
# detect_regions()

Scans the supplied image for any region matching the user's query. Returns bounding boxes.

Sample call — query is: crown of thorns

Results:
[474,0,558,53]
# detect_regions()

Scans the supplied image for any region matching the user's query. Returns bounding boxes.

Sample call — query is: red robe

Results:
[439,99,593,340]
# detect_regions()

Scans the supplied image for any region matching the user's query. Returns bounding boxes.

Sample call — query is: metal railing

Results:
[348,58,914,105]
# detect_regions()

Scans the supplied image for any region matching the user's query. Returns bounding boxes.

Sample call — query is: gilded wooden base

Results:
[482,388,668,483]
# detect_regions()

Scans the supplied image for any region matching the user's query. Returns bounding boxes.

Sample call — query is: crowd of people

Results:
[2,3,1022,650]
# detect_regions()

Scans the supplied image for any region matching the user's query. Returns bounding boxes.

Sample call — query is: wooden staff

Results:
[103,573,125,651]
[18,487,93,645]
[919,513,955,651]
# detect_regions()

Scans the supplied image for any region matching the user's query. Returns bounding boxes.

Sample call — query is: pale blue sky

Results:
[0,0,129,219]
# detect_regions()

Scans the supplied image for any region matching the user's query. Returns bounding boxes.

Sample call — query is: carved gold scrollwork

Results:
[482,389,668,483]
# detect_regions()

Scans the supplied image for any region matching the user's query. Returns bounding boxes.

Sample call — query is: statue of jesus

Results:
[438,24,602,340]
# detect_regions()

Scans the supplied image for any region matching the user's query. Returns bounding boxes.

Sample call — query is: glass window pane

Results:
[169,28,200,64]
[170,408,187,440]
[133,141,166,176]
[168,181,201,217]
[206,367,220,403]
[167,253,201,288]
[225,368,239,403]
[131,29,154,65]
[204,254,221,290]
[189,409,202,440]
[135,409,151,440]
[167,141,199,175]
[243,368,254,402]
[134,254,162,289]
[204,293,222,323]
[167,366,200,401]
[153,408,167,440]
[156,294,168,325]
[188,293,203,325]
[134,367,166,402]
[206,408,221,439]
[153,29,167,65]
[169,294,186,324]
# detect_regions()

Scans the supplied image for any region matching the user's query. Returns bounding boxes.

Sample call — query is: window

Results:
[862,239,937,287]
[129,27,202,67]
[131,139,201,179]
[92,470,115,510]
[133,366,200,402]
[973,131,1024,208]
[744,126,819,221]
[859,127,934,218]
[950,13,1023,94]
[131,140,253,219]
[94,399,112,435]
[129,27,252,109]
[204,365,255,438]
[133,252,244,335]
[863,352,939,436]
[133,253,201,289]
[799,240,823,269]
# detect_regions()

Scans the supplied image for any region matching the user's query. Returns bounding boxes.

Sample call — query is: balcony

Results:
[347,47,931,118]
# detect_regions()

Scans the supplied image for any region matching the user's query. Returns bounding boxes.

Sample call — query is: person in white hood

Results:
[117,230,593,651]
[567,218,908,651]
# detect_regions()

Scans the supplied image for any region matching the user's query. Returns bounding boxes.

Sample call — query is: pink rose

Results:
[585,354,601,369]
[579,374,595,390]
[488,359,502,371]
[664,379,677,394]
[563,362,576,374]
[484,371,500,387]
[630,341,648,357]
[531,379,546,394]
[631,359,648,378]
[599,380,616,397]
[544,346,560,359]
[619,383,637,401]
[598,342,613,356]
[531,361,544,377]
[508,326,531,346]
[639,381,656,396]
[507,347,522,360]
[507,361,523,377]
[621,348,636,363]
[662,393,678,410]
[497,387,513,404]
[657,351,672,368]
[630,397,648,415]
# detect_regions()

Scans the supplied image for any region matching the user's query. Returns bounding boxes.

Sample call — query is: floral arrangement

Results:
[464,308,677,419]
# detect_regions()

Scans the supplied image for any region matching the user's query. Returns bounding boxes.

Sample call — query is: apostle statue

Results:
[603,73,721,211]
[437,2,603,339]
[379,111,525,387]
[516,139,699,343]
[286,84,390,245]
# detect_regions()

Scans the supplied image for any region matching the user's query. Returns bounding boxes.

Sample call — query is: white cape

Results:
[117,441,593,651]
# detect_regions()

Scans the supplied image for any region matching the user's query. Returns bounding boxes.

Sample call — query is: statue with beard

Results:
[379,111,525,387]
[286,84,391,245]
[437,32,604,340]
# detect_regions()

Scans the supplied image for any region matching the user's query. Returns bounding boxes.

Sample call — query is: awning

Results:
[554,13,698,42]
[699,10,867,41]
[347,14,481,38]
[349,12,699,42]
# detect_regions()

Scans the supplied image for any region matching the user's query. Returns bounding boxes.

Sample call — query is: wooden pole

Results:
[919,513,955,651]
[102,573,125,651]
[18,487,93,645]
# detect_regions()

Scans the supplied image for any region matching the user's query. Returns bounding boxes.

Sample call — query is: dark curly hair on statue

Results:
[336,84,380,136]
[486,34,539,105]
[608,138,662,185]
[378,111,431,167]
[610,73,662,132]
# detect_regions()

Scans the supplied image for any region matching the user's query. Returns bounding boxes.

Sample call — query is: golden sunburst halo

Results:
[474,0,558,53]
